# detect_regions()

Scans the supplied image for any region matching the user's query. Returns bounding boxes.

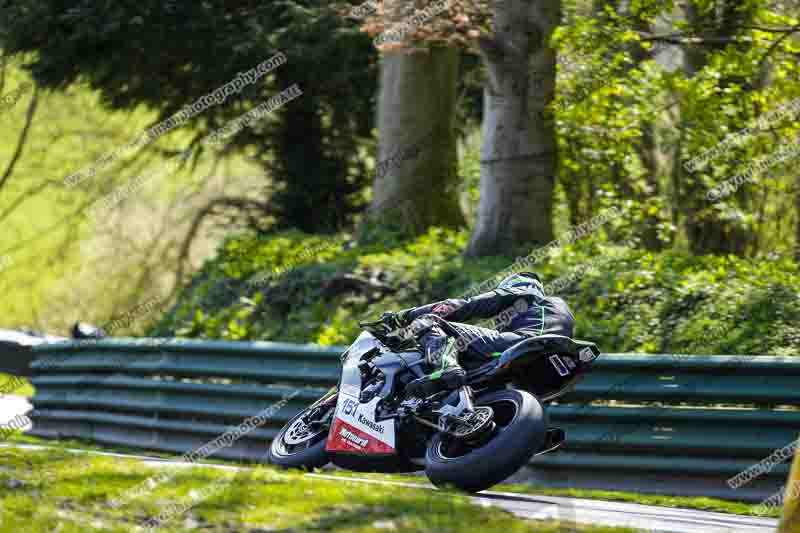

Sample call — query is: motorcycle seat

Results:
[500,334,599,362]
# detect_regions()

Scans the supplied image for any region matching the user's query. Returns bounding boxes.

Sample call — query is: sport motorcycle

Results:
[268,313,600,492]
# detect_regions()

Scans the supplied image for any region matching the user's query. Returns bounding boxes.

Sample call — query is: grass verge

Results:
[0,445,641,532]
[310,470,782,518]
[0,373,34,398]
[3,433,781,521]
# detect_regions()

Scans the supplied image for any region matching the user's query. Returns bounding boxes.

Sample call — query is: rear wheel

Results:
[268,402,334,470]
[424,389,546,492]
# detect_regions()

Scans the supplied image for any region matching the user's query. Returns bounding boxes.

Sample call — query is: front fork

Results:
[310,385,339,408]
[302,386,339,426]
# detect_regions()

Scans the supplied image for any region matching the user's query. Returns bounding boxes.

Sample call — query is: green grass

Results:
[0,373,34,398]
[298,470,782,518]
[5,433,781,522]
[0,445,641,532]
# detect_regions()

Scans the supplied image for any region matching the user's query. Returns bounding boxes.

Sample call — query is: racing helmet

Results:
[496,272,543,292]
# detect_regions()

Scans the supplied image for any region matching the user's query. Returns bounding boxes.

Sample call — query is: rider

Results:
[392,272,575,398]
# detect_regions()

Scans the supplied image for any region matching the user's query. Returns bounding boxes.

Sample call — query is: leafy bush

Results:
[153,229,800,356]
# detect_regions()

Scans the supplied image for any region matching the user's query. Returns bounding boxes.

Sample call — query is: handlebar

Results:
[359,314,418,351]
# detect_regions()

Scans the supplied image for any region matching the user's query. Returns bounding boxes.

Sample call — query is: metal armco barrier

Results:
[27,338,800,502]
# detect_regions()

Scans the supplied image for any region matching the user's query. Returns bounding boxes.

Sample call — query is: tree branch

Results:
[741,24,800,33]
[171,196,270,297]
[0,85,39,192]
[639,32,757,45]
[756,22,800,74]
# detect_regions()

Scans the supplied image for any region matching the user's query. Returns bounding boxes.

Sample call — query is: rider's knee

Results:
[409,314,439,336]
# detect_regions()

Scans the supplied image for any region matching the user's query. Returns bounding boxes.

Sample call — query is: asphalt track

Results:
[0,395,780,532]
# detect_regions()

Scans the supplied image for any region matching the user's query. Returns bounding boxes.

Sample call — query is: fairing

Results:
[326,332,398,455]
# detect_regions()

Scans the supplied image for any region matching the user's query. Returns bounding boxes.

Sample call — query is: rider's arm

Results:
[403,286,541,324]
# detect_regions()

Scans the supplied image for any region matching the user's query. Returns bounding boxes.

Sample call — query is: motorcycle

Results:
[268,313,600,492]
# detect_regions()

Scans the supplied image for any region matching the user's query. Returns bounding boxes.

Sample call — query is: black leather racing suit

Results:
[402,282,576,371]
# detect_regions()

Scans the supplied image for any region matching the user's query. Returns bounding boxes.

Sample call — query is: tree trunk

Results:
[465,0,559,257]
[638,122,663,249]
[678,1,756,255]
[272,67,364,234]
[368,45,465,236]
[625,3,664,251]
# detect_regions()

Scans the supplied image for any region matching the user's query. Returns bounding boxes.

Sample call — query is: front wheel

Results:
[424,389,546,492]
[268,401,334,470]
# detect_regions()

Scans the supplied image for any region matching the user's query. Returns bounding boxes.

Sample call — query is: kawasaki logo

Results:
[340,428,368,448]
[358,414,385,434]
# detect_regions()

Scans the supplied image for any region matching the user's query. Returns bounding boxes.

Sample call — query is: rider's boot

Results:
[405,336,467,398]
[404,316,493,438]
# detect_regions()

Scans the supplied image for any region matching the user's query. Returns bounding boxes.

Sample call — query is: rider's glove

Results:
[397,308,416,326]
[380,312,405,332]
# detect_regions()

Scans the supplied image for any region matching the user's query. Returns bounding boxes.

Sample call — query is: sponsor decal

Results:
[549,354,570,377]
[340,428,369,448]
[327,394,396,453]
[342,398,358,416]
[564,357,576,370]
[326,418,396,455]
[357,413,385,434]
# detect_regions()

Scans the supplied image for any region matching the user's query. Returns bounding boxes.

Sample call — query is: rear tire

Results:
[424,389,546,492]
[268,405,332,470]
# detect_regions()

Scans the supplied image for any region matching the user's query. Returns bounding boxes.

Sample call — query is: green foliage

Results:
[552,0,800,254]
[155,229,800,356]
[0,374,34,398]
[1,0,378,232]
[0,59,261,333]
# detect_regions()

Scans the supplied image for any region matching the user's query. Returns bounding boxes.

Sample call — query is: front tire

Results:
[424,389,546,492]
[268,404,332,470]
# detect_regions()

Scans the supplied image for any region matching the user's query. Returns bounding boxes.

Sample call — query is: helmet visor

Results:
[496,272,541,291]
